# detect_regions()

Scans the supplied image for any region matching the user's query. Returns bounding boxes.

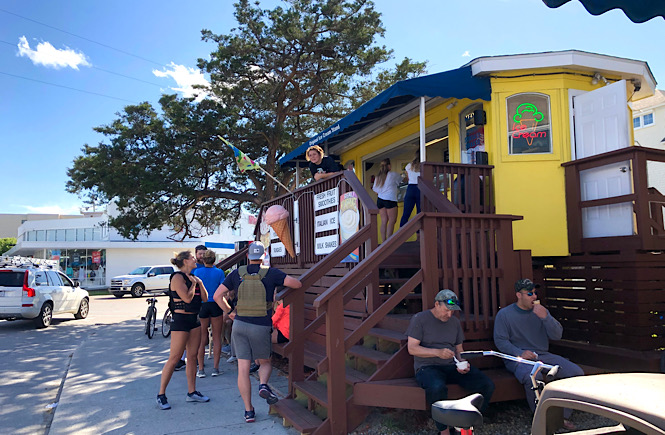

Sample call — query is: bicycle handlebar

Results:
[460,350,558,376]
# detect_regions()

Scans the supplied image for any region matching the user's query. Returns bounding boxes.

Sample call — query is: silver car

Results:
[0,266,90,328]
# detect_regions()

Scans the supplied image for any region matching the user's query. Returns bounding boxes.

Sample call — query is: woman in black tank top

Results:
[156,251,210,410]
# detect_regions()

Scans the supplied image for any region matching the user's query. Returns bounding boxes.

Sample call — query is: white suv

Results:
[0,265,90,328]
[109,265,176,298]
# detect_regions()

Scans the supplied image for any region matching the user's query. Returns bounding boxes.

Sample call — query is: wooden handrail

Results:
[418,177,462,213]
[214,246,248,270]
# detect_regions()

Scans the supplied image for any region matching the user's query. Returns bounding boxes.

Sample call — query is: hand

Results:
[532,303,548,319]
[520,350,538,361]
[439,348,455,360]
[229,312,236,320]
[456,361,471,374]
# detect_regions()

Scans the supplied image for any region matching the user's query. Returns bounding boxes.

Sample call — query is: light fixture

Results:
[591,72,608,86]
[446,101,457,110]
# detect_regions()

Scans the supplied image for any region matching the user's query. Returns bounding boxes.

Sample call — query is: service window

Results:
[507,93,552,155]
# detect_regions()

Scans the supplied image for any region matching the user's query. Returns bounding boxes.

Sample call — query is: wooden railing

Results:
[214,246,248,270]
[562,146,665,253]
[308,176,521,433]
[255,170,378,267]
[421,162,495,214]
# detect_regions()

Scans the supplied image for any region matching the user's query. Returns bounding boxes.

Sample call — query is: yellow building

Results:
[281,50,657,258]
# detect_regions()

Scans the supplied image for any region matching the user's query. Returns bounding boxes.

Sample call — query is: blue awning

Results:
[279,65,491,167]
[204,242,235,250]
[542,0,665,23]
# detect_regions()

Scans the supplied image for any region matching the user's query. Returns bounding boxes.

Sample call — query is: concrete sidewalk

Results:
[49,319,298,435]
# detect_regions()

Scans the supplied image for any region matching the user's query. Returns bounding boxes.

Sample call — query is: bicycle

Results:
[161,306,172,338]
[143,298,158,339]
[431,350,560,434]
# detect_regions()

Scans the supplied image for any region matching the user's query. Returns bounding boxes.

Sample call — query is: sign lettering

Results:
[313,187,339,212]
[315,211,338,233]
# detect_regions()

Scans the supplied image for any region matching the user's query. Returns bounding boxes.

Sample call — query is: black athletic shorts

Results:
[199,301,223,319]
[377,197,398,209]
[170,313,201,332]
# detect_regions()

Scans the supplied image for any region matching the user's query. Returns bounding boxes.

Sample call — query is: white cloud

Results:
[17,36,91,70]
[153,63,210,102]
[19,204,83,215]
[462,51,470,57]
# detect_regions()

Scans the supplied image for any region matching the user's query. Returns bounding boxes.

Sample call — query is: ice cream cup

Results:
[456,360,469,371]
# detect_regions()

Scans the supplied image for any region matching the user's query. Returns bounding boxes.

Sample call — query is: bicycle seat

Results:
[146,298,157,303]
[432,393,484,429]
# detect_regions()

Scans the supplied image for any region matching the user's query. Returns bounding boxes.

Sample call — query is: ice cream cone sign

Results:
[263,204,295,258]
[513,103,544,147]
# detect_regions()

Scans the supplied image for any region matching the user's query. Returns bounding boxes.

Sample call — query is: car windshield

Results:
[128,267,151,275]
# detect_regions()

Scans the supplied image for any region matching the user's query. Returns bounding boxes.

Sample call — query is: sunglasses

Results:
[520,290,537,297]
[438,298,458,307]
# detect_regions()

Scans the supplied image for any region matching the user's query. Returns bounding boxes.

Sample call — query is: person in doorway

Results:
[156,251,210,410]
[494,279,584,430]
[194,249,226,378]
[407,289,495,435]
[306,145,342,181]
[214,241,302,423]
[372,158,401,242]
[400,151,421,227]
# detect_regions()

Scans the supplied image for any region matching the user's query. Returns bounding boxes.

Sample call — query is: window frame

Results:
[506,92,553,155]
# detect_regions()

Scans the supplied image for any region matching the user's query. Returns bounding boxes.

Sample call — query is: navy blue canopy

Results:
[279,65,491,167]
[542,0,665,23]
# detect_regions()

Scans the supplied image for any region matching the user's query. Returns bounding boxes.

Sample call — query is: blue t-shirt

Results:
[222,264,287,326]
[193,266,225,302]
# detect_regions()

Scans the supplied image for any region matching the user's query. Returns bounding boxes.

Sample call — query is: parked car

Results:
[0,265,90,328]
[109,265,176,298]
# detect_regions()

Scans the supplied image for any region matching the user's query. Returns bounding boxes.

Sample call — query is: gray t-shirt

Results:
[406,310,464,371]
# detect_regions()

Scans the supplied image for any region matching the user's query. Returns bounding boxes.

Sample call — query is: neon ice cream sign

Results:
[512,103,547,146]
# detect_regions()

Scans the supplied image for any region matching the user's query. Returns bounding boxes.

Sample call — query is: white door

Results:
[573,80,630,159]
[573,80,633,238]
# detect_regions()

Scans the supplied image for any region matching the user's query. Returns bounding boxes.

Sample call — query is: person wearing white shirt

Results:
[372,158,401,243]
[400,152,421,227]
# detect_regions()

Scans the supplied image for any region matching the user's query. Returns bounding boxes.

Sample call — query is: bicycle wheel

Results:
[162,308,172,338]
[147,307,156,339]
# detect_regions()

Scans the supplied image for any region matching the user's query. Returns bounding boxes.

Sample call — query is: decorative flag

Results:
[219,137,261,173]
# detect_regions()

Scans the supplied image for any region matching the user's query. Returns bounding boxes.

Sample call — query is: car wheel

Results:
[34,302,53,329]
[74,298,89,319]
[112,292,124,298]
[130,283,145,298]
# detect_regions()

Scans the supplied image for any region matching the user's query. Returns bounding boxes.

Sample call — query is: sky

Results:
[0,0,663,216]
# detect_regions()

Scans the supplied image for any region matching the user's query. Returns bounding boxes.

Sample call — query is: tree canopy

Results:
[67,0,426,240]
[0,238,16,255]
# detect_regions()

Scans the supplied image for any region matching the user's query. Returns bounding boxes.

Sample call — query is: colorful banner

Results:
[339,192,360,263]
[92,251,101,264]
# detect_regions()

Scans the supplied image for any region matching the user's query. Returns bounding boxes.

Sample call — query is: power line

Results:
[0,7,168,67]
[0,70,138,104]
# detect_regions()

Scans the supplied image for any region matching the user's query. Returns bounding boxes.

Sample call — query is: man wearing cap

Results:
[494,278,584,429]
[214,241,301,423]
[407,289,495,435]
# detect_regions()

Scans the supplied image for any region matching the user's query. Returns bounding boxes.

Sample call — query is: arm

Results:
[455,343,471,374]
[283,275,302,289]
[534,304,563,340]
[493,311,529,358]
[407,336,455,360]
[191,275,208,302]
[313,171,340,181]
[213,283,233,314]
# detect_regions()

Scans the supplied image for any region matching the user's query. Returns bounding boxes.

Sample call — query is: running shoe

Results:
[221,344,231,354]
[258,383,279,405]
[249,362,260,373]
[186,391,210,402]
[174,360,186,371]
[227,355,237,363]
[211,368,221,377]
[196,369,206,378]
[244,408,255,423]
[156,394,171,410]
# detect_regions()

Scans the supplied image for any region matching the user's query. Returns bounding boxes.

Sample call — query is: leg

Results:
[378,207,387,242]
[385,206,398,238]
[237,358,253,411]
[159,330,189,395]
[185,326,201,394]
[197,317,210,372]
[451,367,495,413]
[210,315,224,370]
[538,352,585,420]
[415,365,450,432]
[400,186,416,227]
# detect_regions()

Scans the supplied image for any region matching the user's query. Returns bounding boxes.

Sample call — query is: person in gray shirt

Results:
[407,289,495,435]
[494,278,584,430]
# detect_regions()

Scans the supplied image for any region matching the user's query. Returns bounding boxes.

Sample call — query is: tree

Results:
[67,0,427,240]
[0,238,16,255]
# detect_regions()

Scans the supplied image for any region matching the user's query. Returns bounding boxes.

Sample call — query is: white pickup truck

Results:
[108,265,176,298]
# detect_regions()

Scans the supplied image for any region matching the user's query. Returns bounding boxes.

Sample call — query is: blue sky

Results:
[1,0,663,215]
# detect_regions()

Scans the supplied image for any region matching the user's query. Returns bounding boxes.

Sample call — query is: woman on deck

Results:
[400,151,421,227]
[372,158,401,243]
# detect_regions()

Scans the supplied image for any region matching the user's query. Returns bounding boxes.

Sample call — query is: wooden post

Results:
[420,214,439,310]
[326,292,347,434]
[632,149,651,251]
[288,292,305,393]
[366,211,380,313]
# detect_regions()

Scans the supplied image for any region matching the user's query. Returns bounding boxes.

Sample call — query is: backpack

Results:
[236,265,271,317]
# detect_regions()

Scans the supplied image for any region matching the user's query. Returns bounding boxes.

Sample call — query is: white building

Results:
[6,207,256,289]
[633,89,665,194]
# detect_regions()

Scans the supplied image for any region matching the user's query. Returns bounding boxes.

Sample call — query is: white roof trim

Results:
[468,50,656,100]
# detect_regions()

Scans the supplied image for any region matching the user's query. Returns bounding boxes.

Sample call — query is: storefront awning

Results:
[279,65,491,167]
[542,0,665,23]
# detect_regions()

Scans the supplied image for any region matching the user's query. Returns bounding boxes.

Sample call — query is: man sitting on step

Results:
[407,289,495,435]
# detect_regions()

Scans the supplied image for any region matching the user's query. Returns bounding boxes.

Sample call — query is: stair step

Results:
[271,398,323,433]
[345,366,369,384]
[368,327,407,344]
[304,347,326,369]
[293,380,329,407]
[348,345,391,365]
[378,278,409,284]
